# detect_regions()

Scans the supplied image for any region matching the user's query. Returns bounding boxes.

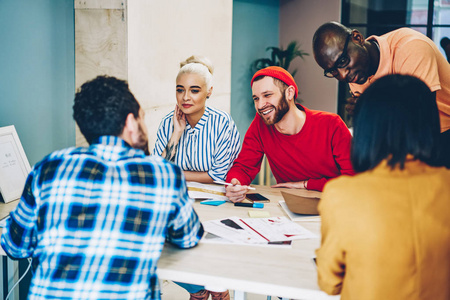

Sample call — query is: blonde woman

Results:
[153,56,239,299]
[153,55,240,185]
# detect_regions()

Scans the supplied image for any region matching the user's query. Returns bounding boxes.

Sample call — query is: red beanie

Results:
[251,66,298,99]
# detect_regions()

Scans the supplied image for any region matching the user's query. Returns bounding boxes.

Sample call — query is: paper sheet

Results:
[201,232,292,248]
[187,182,228,200]
[239,216,317,241]
[248,210,270,218]
[202,216,317,245]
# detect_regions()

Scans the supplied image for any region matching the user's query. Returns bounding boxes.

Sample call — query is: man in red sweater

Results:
[225,66,354,202]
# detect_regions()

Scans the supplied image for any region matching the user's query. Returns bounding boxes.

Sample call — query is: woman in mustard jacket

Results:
[316,74,450,300]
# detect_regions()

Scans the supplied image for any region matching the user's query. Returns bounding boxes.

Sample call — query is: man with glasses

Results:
[312,21,450,167]
[225,66,354,202]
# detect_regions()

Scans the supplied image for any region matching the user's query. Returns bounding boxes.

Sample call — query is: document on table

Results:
[187,182,228,201]
[202,216,317,245]
[201,232,292,248]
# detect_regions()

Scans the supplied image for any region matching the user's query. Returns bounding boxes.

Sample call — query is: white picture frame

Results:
[0,125,31,203]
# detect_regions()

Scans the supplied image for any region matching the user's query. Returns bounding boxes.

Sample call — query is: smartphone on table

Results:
[245,193,270,202]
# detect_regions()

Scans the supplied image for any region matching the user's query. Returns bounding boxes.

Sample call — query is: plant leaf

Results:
[252,58,275,72]
[251,40,309,74]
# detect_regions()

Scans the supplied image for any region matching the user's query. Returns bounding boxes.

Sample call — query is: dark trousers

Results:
[440,129,450,168]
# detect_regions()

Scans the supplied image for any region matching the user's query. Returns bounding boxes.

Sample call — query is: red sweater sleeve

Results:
[307,178,328,192]
[307,118,355,191]
[226,117,264,185]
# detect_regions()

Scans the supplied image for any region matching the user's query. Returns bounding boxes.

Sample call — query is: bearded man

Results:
[225,66,354,201]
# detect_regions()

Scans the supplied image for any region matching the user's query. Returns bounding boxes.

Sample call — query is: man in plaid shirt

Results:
[1,76,204,299]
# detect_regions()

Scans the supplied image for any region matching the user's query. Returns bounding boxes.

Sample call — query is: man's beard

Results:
[135,123,150,155]
[259,94,290,126]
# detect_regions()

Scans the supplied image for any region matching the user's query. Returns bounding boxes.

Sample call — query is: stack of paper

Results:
[202,216,317,246]
[187,182,228,201]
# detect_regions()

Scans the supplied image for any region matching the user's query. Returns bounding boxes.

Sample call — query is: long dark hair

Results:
[351,74,441,172]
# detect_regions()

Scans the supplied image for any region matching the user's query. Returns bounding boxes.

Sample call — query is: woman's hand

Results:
[162,105,186,161]
[173,105,186,135]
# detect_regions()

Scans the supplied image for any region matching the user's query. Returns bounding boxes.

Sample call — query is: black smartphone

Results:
[246,193,270,202]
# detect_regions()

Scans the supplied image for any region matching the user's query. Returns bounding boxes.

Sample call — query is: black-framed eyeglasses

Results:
[324,33,351,78]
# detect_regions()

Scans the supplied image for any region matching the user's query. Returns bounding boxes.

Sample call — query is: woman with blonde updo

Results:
[154,56,238,299]
[153,56,240,300]
[153,55,240,185]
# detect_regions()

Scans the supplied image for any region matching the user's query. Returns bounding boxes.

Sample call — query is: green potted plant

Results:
[251,40,309,77]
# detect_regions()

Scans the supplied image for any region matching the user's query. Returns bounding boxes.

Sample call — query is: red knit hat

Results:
[251,66,298,99]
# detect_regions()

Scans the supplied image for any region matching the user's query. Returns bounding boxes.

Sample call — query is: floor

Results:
[161,280,274,300]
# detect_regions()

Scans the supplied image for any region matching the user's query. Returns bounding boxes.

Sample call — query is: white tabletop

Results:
[0,186,335,299]
[157,185,335,299]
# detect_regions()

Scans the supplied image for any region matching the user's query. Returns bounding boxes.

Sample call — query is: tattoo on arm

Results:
[164,142,179,162]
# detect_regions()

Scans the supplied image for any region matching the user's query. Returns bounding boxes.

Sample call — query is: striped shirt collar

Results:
[185,106,211,133]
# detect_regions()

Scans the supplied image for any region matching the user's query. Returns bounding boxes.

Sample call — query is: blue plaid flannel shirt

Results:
[1,136,203,300]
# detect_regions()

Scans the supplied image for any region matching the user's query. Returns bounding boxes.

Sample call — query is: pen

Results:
[213,180,256,190]
[234,202,264,208]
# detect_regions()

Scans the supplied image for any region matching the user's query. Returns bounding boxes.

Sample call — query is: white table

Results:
[157,185,338,300]
[0,187,339,300]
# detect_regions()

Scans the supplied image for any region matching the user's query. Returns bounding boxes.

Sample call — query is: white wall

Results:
[280,0,341,113]
[127,1,233,151]
[75,1,233,149]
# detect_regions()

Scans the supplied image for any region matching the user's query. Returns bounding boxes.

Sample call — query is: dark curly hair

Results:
[73,76,140,144]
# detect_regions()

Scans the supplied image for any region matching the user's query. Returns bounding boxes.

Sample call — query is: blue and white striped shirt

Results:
[153,106,241,181]
[1,136,203,300]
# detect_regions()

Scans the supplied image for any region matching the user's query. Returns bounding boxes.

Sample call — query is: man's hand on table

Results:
[225,178,252,203]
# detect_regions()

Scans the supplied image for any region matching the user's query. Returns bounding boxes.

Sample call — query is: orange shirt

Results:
[349,28,450,132]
